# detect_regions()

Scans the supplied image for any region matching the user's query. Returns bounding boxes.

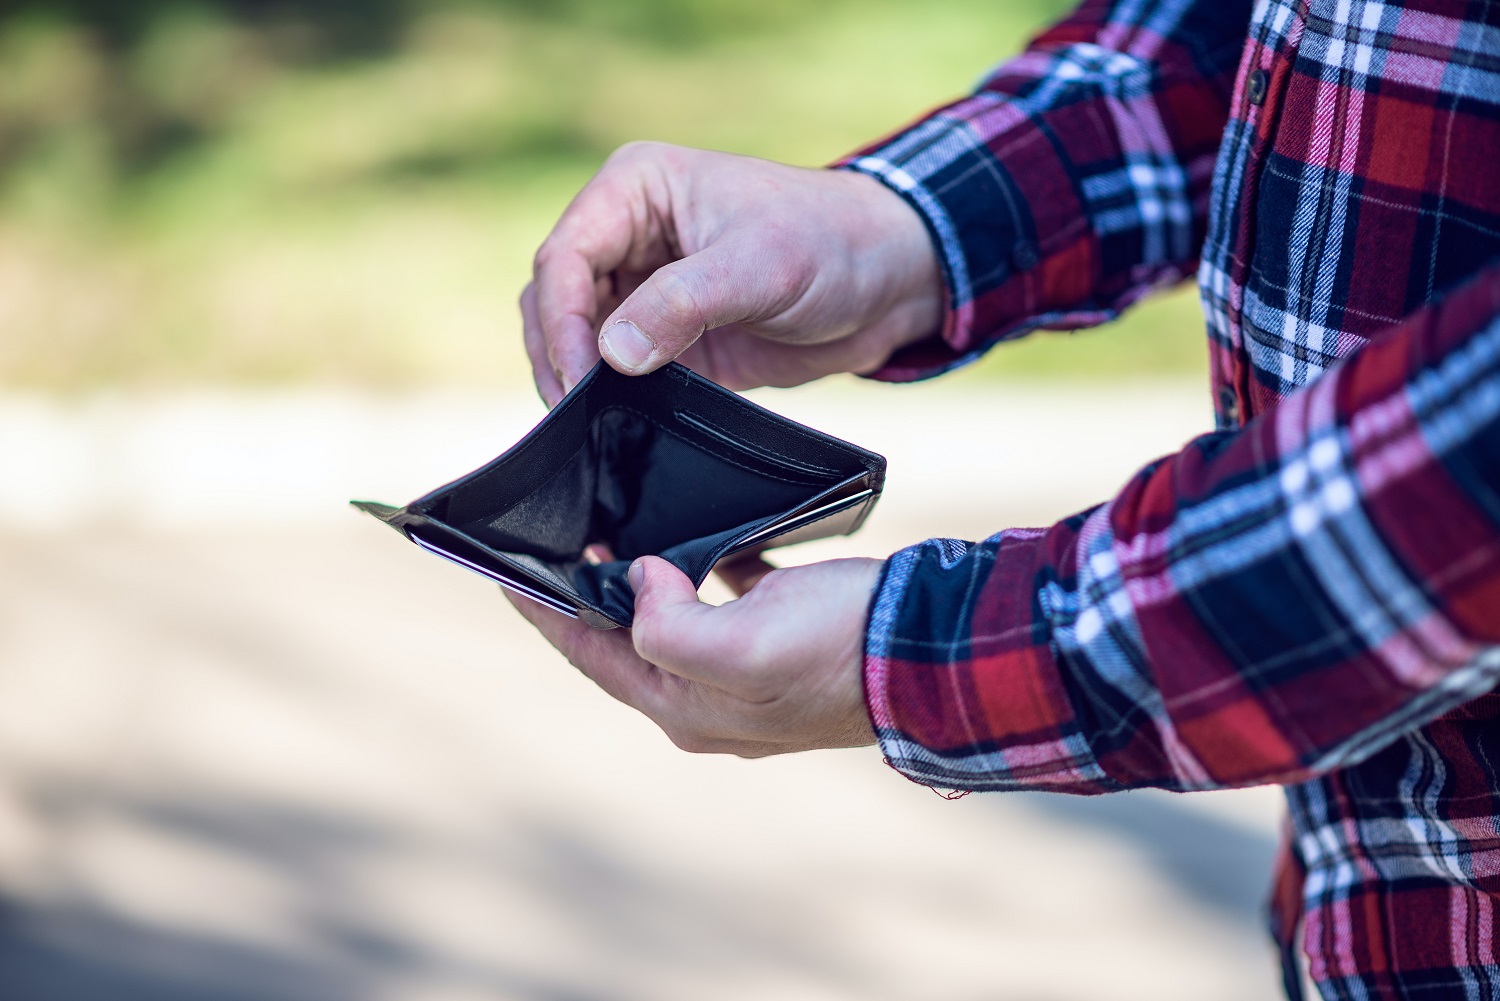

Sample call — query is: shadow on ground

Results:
[1019,789,1280,928]
[0,780,867,1001]
[0,778,1282,1001]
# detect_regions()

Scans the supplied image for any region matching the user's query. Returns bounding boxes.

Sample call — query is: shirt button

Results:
[1010,239,1039,271]
[1218,385,1241,423]
[1246,68,1268,106]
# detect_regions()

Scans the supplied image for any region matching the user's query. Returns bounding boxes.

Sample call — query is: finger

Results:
[581,542,615,565]
[532,167,650,392]
[505,590,665,715]
[676,322,901,391]
[598,233,808,376]
[628,556,766,695]
[520,283,565,406]
[508,586,773,753]
[593,274,623,327]
[534,246,609,395]
[713,552,777,597]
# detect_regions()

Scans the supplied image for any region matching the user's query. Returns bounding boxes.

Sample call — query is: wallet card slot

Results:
[606,413,815,556]
[672,411,843,482]
[358,361,886,629]
[603,405,834,487]
[729,487,874,551]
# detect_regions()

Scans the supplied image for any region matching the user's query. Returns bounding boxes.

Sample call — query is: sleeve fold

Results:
[864,264,1500,794]
[836,0,1254,381]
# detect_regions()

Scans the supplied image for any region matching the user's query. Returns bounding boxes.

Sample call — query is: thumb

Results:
[627,556,726,681]
[598,236,803,375]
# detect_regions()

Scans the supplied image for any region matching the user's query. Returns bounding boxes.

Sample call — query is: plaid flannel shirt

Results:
[839,0,1500,996]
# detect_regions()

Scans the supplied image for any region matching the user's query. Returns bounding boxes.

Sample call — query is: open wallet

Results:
[352,361,886,629]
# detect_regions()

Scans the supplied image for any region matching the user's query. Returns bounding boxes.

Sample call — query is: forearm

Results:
[866,263,1500,793]
[838,0,1253,381]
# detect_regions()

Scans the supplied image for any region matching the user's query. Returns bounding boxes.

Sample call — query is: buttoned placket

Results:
[1217,5,1309,428]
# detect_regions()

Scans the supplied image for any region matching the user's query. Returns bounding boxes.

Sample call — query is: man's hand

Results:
[506,555,882,757]
[521,142,942,405]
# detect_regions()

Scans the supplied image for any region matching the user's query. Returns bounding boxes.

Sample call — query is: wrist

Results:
[833,168,944,351]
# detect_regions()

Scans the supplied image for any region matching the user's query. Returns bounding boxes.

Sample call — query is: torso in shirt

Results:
[1198,0,1500,427]
[1200,0,1500,989]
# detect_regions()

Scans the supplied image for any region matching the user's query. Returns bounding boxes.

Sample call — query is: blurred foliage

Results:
[0,0,1209,390]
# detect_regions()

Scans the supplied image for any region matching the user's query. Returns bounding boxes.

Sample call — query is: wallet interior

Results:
[356,362,884,628]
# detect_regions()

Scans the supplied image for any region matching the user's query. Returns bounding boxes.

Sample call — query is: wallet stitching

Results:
[454,401,836,558]
[602,405,840,487]
[680,365,877,459]
[413,364,879,516]
[672,410,843,478]
[727,492,872,550]
[410,521,583,605]
[415,364,602,514]
[720,497,873,564]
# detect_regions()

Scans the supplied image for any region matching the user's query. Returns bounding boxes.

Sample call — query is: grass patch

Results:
[0,0,1210,391]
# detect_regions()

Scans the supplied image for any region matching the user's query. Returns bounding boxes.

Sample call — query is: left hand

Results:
[519,143,942,405]
[506,555,882,757]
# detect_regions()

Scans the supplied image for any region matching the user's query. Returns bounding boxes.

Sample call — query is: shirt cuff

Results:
[835,107,1037,383]
[862,544,934,781]
[862,532,1115,795]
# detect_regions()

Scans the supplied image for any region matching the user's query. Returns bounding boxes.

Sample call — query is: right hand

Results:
[507,554,883,757]
[520,141,944,405]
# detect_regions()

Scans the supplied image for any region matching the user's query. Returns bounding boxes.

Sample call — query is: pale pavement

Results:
[0,377,1289,1001]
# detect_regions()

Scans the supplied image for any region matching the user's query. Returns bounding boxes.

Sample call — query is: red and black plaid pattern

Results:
[839,0,1500,995]
[1204,0,1500,427]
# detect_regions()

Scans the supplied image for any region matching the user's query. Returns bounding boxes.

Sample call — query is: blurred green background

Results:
[0,0,1206,392]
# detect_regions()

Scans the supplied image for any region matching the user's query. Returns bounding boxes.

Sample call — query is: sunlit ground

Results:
[0,2,1282,997]
[0,376,1288,1001]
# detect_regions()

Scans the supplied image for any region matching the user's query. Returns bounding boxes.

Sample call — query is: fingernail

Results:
[601,320,654,373]
[627,558,645,592]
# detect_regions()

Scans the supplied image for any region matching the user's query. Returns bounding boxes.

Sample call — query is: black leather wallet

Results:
[353,361,885,629]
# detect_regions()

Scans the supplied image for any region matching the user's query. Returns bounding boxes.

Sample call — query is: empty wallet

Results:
[352,361,885,629]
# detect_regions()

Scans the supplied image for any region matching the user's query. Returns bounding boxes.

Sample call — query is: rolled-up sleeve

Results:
[864,264,1500,794]
[838,0,1252,381]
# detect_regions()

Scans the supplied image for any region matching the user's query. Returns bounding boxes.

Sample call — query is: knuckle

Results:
[605,141,660,177]
[609,139,667,166]
[532,239,558,274]
[763,257,808,308]
[735,670,781,706]
[609,140,648,163]
[652,267,708,330]
[737,625,778,675]
[666,726,715,755]
[630,610,667,667]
